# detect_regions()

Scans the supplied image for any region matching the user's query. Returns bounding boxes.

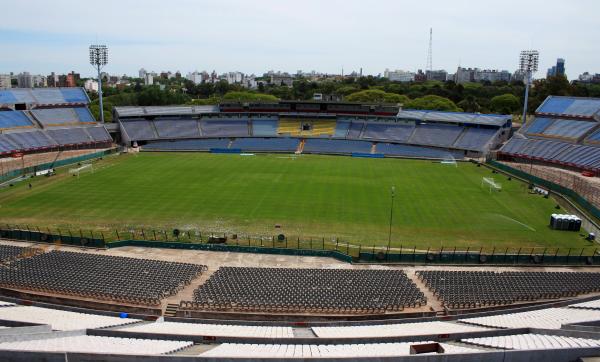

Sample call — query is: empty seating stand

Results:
[0,251,206,305]
[153,119,200,139]
[361,122,415,142]
[143,138,230,151]
[121,120,158,141]
[184,267,426,314]
[31,108,83,127]
[453,127,498,151]
[409,123,464,147]
[0,111,33,130]
[200,119,249,137]
[231,138,299,152]
[303,139,373,154]
[417,270,600,309]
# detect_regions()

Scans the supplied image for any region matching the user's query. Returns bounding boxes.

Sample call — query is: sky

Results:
[0,0,598,79]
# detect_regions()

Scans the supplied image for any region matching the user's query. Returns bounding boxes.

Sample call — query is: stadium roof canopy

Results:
[397,109,511,127]
[114,105,219,118]
[536,96,600,120]
[0,87,89,106]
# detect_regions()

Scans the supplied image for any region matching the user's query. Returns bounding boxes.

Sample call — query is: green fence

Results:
[0,228,105,248]
[0,149,116,183]
[488,160,600,220]
[107,239,353,263]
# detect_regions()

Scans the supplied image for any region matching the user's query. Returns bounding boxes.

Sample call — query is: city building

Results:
[269,72,293,86]
[32,74,47,87]
[84,79,99,92]
[474,69,512,83]
[17,72,33,88]
[47,72,59,87]
[547,58,566,78]
[454,67,477,83]
[66,71,80,87]
[187,71,203,85]
[139,68,147,79]
[225,72,244,84]
[144,73,154,86]
[0,74,11,89]
[384,69,415,82]
[578,72,600,84]
[426,70,448,82]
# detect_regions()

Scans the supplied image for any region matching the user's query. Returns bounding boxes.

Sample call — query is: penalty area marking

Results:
[492,214,537,232]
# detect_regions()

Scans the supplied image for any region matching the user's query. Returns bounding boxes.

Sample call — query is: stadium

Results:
[0,86,600,361]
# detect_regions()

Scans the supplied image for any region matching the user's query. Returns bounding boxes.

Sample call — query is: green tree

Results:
[405,95,462,112]
[345,89,409,104]
[490,94,521,114]
[222,91,279,102]
[457,96,481,113]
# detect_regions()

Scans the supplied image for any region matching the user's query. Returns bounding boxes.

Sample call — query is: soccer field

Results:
[0,152,589,249]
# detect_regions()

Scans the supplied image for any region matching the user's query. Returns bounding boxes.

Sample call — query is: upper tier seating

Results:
[121,120,157,141]
[201,119,249,137]
[375,143,464,159]
[409,124,464,147]
[0,306,139,331]
[333,120,351,138]
[252,119,278,136]
[0,335,192,355]
[143,139,230,150]
[541,119,597,140]
[537,96,600,118]
[85,126,112,142]
[417,271,600,309]
[153,120,200,139]
[312,321,489,339]
[524,118,554,135]
[0,251,206,305]
[201,341,477,358]
[0,88,88,105]
[188,267,426,313]
[277,119,301,136]
[346,121,364,139]
[586,129,600,145]
[303,139,373,154]
[122,320,294,338]
[0,111,33,129]
[0,134,17,153]
[460,307,600,329]
[453,127,498,151]
[462,333,600,350]
[231,138,299,152]
[46,127,93,145]
[4,130,58,150]
[361,122,415,142]
[0,244,36,262]
[31,108,92,127]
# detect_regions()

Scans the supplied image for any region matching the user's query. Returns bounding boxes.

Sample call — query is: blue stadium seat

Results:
[252,119,278,136]
[143,139,231,150]
[542,119,597,140]
[154,120,200,139]
[0,111,33,129]
[453,127,499,151]
[303,139,372,154]
[410,124,464,147]
[231,138,299,152]
[361,123,415,142]
[376,143,464,159]
[121,120,158,141]
[200,119,249,137]
[524,118,554,135]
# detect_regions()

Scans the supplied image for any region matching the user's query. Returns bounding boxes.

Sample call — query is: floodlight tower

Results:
[89,45,108,123]
[519,50,539,126]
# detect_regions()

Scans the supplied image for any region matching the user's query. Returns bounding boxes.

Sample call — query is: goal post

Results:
[440,154,458,167]
[69,164,93,178]
[482,177,502,193]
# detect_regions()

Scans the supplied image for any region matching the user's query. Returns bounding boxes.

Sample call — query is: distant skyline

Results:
[1,0,598,80]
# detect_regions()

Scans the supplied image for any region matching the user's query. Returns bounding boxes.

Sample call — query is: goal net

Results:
[482,177,502,192]
[440,154,457,167]
[69,164,93,178]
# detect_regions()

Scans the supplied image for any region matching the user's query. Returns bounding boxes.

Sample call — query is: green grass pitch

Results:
[0,152,590,249]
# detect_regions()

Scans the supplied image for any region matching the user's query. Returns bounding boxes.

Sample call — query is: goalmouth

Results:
[440,154,458,167]
[69,164,93,178]
[482,177,502,192]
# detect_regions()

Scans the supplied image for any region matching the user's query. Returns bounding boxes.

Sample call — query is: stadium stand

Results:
[541,119,597,140]
[0,88,89,105]
[0,335,193,355]
[460,307,600,329]
[46,127,93,145]
[524,117,555,135]
[417,271,600,309]
[333,119,351,138]
[311,321,490,338]
[200,119,249,137]
[121,120,158,141]
[0,111,33,129]
[4,130,58,150]
[30,108,93,127]
[121,321,294,338]
[277,119,301,136]
[409,123,464,147]
[0,244,39,262]
[303,139,373,154]
[85,126,112,143]
[453,127,499,151]
[153,119,200,139]
[375,143,463,159]
[0,306,139,330]
[536,96,600,118]
[143,139,231,151]
[461,333,600,350]
[0,251,206,305]
[185,267,426,313]
[231,138,299,152]
[586,128,600,145]
[361,122,415,142]
[346,121,365,139]
[200,341,478,358]
[251,119,278,136]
